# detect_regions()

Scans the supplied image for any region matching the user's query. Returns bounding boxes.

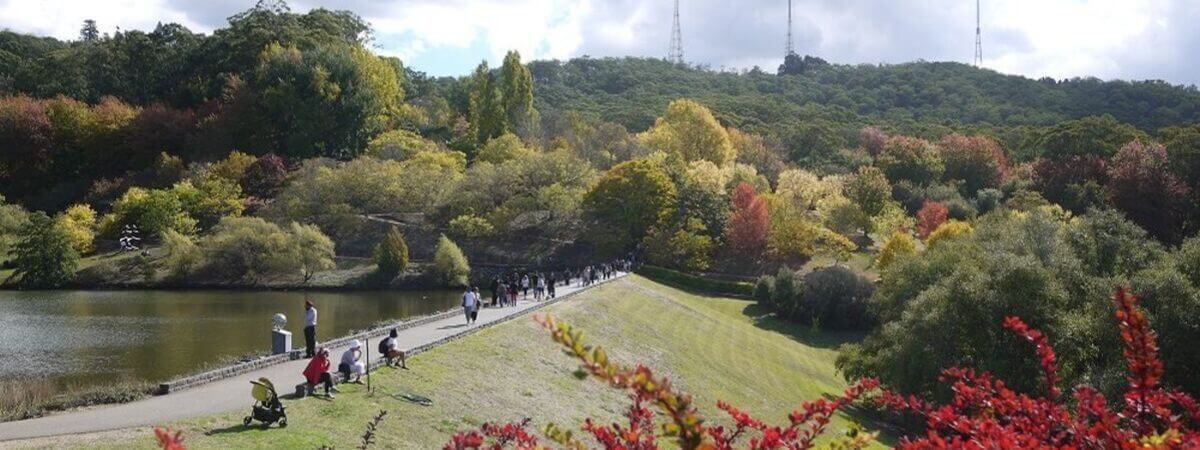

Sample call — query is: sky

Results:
[1,0,1198,86]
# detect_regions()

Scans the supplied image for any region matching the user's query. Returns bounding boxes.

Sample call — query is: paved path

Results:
[0,274,625,442]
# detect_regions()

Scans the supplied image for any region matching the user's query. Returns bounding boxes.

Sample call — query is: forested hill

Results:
[527,56,1200,135]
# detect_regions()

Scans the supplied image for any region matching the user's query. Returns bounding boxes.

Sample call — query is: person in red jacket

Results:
[302,348,338,398]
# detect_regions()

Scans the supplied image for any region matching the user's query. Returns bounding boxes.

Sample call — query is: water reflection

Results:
[0,290,459,390]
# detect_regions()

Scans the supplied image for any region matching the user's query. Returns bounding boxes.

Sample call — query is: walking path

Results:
[0,273,625,442]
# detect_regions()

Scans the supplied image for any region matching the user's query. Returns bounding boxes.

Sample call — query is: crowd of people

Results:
[299,258,634,399]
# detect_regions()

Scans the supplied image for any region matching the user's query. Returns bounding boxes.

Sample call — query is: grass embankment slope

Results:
[24,276,877,449]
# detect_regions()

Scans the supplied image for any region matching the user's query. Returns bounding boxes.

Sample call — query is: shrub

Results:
[241,153,288,198]
[367,129,439,161]
[447,214,495,239]
[374,227,410,278]
[753,275,774,305]
[925,219,973,247]
[645,218,715,272]
[876,231,917,272]
[160,229,201,279]
[0,196,29,264]
[973,187,1004,214]
[56,204,96,255]
[109,187,197,236]
[769,267,801,317]
[476,133,533,164]
[800,265,876,330]
[200,217,300,281]
[12,213,78,288]
[432,235,470,287]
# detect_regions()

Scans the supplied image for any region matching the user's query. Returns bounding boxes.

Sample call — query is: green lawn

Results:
[27,276,881,449]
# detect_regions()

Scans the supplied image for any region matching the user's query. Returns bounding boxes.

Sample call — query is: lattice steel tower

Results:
[668,0,684,64]
[785,0,795,55]
[974,0,983,66]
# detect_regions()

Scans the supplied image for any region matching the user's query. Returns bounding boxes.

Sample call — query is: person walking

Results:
[536,275,546,301]
[471,287,482,322]
[462,287,477,324]
[303,300,318,358]
[547,273,557,299]
[521,274,530,299]
[489,277,500,308]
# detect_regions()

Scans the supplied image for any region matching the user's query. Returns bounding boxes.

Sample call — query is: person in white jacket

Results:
[338,340,366,383]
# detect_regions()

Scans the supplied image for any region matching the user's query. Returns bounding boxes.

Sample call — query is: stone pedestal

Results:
[272,329,292,355]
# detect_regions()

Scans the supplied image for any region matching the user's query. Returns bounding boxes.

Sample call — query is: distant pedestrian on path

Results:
[302,348,337,398]
[339,340,366,384]
[535,276,546,301]
[462,287,478,324]
[472,287,482,322]
[379,329,408,369]
[304,300,318,358]
[547,273,557,298]
[521,274,530,299]
[489,277,500,307]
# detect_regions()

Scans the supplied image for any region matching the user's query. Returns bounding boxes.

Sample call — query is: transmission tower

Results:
[974,0,983,66]
[785,0,794,56]
[668,0,684,64]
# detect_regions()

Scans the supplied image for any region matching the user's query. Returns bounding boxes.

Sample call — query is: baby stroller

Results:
[244,377,287,428]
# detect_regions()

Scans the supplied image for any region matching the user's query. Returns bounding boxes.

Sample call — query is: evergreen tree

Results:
[12,213,79,288]
[374,226,410,277]
[79,20,100,42]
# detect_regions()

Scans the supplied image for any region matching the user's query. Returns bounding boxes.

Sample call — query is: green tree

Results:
[0,196,30,264]
[877,136,944,185]
[200,216,300,281]
[109,186,197,236]
[476,133,533,164]
[432,235,470,287]
[374,226,409,278]
[468,60,507,147]
[367,129,439,161]
[582,159,677,254]
[845,166,890,218]
[499,50,536,136]
[1030,115,1147,160]
[12,213,78,288]
[641,99,736,166]
[161,229,202,279]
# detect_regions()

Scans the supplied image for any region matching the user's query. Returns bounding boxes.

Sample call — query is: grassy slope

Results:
[26,276,878,449]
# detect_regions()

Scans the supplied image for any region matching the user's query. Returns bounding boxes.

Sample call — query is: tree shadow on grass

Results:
[205,423,281,435]
[742,303,864,350]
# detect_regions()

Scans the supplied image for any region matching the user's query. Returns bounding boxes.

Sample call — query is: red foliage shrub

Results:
[241,153,289,198]
[915,200,948,239]
[725,183,769,262]
[1031,154,1108,212]
[154,427,185,450]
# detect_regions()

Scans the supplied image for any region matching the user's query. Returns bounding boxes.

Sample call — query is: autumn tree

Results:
[1106,140,1191,243]
[725,183,769,263]
[858,126,887,156]
[915,200,949,239]
[938,134,1010,195]
[641,99,735,166]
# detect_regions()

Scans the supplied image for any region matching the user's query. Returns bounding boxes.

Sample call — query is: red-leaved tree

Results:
[915,200,948,239]
[937,134,1010,195]
[725,183,769,263]
[860,126,888,157]
[1106,140,1192,243]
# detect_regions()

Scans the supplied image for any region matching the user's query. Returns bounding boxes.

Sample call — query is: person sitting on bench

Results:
[302,348,338,398]
[379,329,408,369]
[339,340,366,383]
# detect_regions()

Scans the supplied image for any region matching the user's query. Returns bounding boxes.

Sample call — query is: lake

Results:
[0,289,460,393]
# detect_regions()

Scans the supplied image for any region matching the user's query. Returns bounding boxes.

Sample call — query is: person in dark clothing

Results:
[547,273,557,298]
[304,300,318,358]
[489,277,500,308]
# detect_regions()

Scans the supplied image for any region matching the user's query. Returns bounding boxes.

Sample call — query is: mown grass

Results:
[24,276,882,449]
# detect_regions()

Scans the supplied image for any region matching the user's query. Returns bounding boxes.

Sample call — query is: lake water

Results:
[0,290,460,392]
